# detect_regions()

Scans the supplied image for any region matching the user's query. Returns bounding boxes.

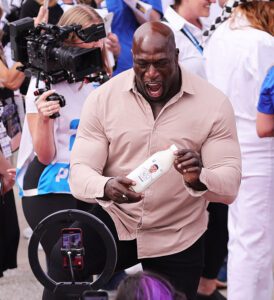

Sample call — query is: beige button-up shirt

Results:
[70,66,241,259]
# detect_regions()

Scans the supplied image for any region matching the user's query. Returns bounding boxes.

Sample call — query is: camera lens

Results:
[51,46,103,76]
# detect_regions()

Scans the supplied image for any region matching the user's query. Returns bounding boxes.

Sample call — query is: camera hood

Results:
[77,23,106,43]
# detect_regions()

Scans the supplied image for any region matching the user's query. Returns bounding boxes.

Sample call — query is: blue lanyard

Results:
[180,26,204,54]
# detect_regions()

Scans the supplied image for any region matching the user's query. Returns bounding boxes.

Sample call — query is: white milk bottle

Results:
[127,144,178,193]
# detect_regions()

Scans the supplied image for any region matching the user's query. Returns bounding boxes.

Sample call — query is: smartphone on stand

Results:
[61,228,84,270]
[81,290,108,300]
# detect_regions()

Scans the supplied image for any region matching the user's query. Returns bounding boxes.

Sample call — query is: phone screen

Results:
[62,231,82,249]
[61,228,83,269]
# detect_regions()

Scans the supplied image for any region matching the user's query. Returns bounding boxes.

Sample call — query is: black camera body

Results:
[9,17,108,118]
[10,17,107,84]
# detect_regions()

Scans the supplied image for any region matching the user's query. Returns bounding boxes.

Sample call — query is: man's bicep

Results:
[199,98,241,202]
[202,134,241,173]
[71,109,108,174]
[69,104,110,201]
[202,98,240,169]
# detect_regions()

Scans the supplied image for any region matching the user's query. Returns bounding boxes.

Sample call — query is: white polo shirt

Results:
[163,5,207,79]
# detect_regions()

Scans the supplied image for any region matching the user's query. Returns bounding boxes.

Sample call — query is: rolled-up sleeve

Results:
[69,93,111,202]
[199,96,242,204]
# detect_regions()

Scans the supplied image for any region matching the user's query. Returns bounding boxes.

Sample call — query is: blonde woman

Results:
[16,4,120,263]
[205,1,274,300]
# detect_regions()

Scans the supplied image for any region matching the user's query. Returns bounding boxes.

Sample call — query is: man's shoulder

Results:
[86,69,134,102]
[100,69,133,91]
[182,70,235,124]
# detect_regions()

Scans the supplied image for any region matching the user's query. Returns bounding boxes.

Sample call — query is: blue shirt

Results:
[106,0,163,75]
[257,66,274,115]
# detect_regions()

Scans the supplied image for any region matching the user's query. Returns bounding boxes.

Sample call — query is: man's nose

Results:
[146,64,159,78]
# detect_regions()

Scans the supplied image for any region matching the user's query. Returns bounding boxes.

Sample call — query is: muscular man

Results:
[46,21,241,300]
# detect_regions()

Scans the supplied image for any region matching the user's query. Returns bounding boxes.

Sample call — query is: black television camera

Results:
[10,17,107,83]
[9,17,108,117]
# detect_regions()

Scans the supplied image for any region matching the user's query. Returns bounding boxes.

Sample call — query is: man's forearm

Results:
[200,167,241,204]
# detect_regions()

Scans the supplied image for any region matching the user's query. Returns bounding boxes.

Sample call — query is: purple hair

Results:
[137,274,174,300]
[115,271,187,300]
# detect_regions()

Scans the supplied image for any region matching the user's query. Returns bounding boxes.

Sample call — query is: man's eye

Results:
[155,61,168,68]
[137,63,148,68]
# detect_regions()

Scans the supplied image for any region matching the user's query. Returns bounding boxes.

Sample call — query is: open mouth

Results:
[145,82,163,98]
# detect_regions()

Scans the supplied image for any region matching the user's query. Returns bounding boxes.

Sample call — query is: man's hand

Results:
[104,177,144,204]
[174,149,207,191]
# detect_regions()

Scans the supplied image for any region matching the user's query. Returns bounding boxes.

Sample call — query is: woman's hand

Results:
[0,60,25,90]
[35,90,61,119]
[34,5,49,27]
[105,33,120,57]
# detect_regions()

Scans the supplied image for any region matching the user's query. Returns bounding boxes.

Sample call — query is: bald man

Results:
[45,22,241,300]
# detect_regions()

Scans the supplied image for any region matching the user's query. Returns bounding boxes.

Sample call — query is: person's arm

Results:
[0,151,16,193]
[27,89,60,165]
[182,96,241,204]
[256,67,274,138]
[0,151,12,175]
[34,5,49,26]
[70,92,143,205]
[0,60,25,90]
[256,112,274,137]
[69,93,114,201]
[105,33,121,58]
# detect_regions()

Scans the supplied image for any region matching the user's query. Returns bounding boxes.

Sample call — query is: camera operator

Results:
[16,4,120,262]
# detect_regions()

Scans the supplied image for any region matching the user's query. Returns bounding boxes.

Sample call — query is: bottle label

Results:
[136,158,163,184]
[127,145,177,193]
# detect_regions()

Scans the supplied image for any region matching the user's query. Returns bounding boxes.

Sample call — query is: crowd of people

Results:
[0,0,273,300]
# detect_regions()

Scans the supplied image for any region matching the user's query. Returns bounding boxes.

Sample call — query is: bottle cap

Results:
[170,144,178,152]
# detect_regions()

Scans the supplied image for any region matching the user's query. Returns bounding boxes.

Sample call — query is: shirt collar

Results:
[164,5,186,31]
[122,65,196,96]
[164,5,206,34]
